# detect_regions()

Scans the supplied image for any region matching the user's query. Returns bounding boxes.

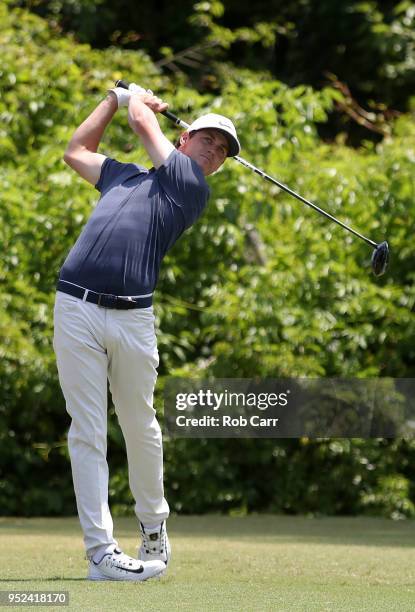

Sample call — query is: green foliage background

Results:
[1,1,415,517]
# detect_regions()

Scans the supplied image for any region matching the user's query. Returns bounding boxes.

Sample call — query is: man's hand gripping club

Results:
[109,82,169,114]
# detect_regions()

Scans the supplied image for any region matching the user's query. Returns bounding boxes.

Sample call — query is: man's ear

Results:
[179,131,190,146]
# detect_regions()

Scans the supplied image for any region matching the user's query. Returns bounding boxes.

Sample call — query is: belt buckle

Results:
[97,293,136,309]
[117,296,135,309]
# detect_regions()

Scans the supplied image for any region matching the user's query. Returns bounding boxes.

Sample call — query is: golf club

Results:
[115,79,390,276]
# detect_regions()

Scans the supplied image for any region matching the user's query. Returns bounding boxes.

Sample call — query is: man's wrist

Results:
[108,87,131,108]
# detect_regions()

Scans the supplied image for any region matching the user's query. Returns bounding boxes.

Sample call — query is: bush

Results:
[1,3,415,518]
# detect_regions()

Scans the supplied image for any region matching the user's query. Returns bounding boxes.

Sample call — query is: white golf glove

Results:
[108,86,132,108]
[109,83,153,108]
[128,83,153,95]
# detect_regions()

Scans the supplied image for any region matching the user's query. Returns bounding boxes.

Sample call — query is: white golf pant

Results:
[53,290,169,555]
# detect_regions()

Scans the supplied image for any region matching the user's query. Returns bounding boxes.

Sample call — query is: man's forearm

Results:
[65,94,118,154]
[126,93,174,169]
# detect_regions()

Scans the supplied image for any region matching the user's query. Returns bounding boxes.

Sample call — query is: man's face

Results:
[178,129,229,176]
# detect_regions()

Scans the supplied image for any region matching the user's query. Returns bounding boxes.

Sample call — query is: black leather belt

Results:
[57,280,153,309]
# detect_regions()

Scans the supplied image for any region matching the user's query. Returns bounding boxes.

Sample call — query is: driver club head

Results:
[371,241,389,276]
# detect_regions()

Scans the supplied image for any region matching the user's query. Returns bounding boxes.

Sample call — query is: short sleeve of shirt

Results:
[156,150,210,231]
[95,157,147,194]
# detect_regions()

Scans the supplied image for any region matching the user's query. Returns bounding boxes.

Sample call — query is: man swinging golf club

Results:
[53,82,240,581]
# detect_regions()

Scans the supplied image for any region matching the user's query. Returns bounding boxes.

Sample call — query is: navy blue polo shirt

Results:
[59,150,210,296]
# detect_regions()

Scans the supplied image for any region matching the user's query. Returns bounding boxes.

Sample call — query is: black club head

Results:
[371,241,389,276]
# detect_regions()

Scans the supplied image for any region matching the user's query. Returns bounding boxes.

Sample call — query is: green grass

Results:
[1,515,415,611]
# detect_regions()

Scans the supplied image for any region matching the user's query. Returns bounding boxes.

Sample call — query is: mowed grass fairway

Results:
[1,515,415,611]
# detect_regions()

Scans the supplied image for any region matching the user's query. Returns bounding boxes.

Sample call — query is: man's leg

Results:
[53,291,117,557]
[106,306,169,530]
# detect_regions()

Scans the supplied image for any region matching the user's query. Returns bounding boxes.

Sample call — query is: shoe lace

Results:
[141,523,165,555]
[106,549,141,572]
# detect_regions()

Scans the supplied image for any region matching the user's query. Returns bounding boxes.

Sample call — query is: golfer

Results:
[53,83,240,581]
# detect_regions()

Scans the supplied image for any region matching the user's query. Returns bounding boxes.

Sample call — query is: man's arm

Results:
[127,93,175,169]
[63,93,118,186]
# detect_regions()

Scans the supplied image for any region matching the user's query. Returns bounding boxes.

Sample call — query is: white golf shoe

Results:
[138,521,171,566]
[87,547,165,581]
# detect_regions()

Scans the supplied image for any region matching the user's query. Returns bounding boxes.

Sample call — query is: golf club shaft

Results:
[116,79,378,249]
[233,156,378,248]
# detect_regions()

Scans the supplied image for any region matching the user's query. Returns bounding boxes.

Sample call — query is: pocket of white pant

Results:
[54,293,81,313]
